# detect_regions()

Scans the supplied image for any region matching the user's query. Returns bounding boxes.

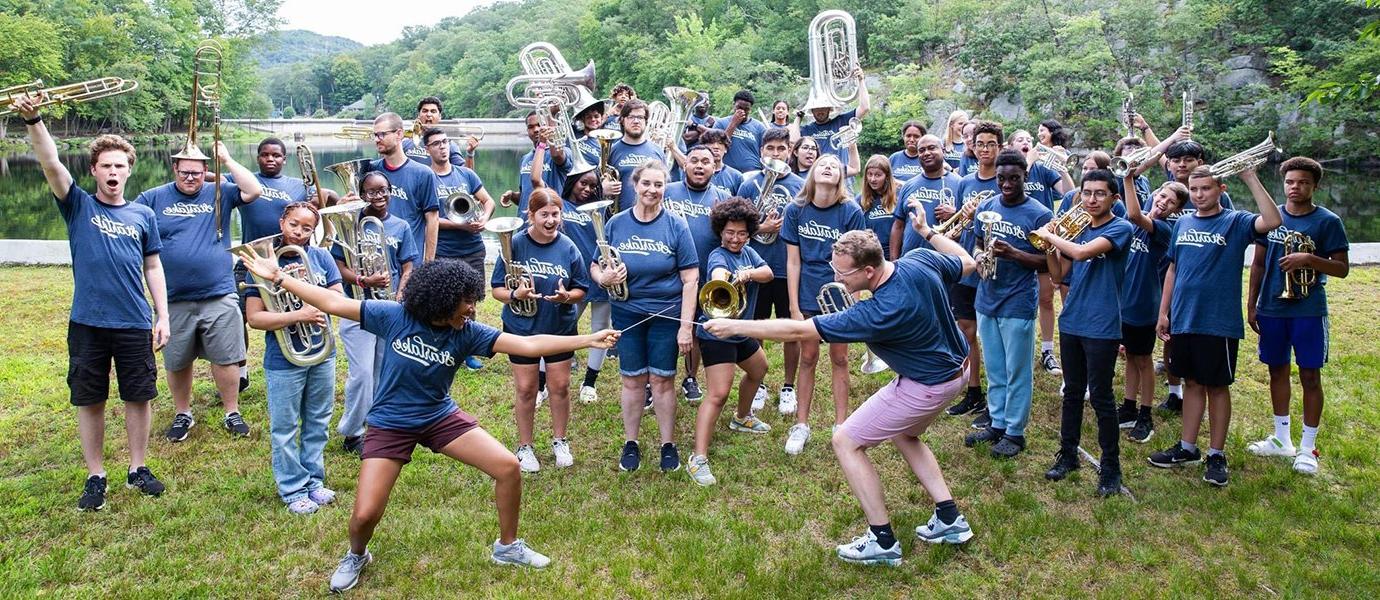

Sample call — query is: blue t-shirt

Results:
[712,165,744,195]
[974,195,1053,320]
[235,172,310,244]
[560,199,607,302]
[945,142,967,170]
[401,136,466,168]
[664,181,730,275]
[1255,205,1348,319]
[59,183,161,329]
[370,158,440,256]
[712,118,767,173]
[956,153,977,177]
[1058,217,1134,339]
[1168,209,1259,338]
[330,214,418,300]
[434,166,487,258]
[1121,219,1173,327]
[1058,189,1127,220]
[953,173,1001,288]
[815,249,969,384]
[604,206,698,316]
[855,194,896,254]
[781,199,866,313]
[243,245,341,371]
[894,171,962,254]
[517,149,569,216]
[889,150,923,182]
[696,245,768,343]
[1024,163,1064,212]
[608,139,667,211]
[737,170,806,277]
[136,181,246,302]
[799,108,858,163]
[491,230,590,336]
[359,300,501,430]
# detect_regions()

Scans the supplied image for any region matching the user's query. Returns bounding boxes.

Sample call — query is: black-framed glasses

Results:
[176,170,206,179]
[426,139,450,148]
[371,129,400,140]
[362,188,390,199]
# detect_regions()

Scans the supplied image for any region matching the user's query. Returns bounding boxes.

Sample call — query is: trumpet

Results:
[335,125,374,141]
[578,200,628,301]
[829,117,864,148]
[817,281,855,314]
[230,235,336,367]
[752,159,792,244]
[974,210,1003,279]
[1278,230,1318,301]
[0,77,139,117]
[933,193,979,241]
[1034,142,1077,174]
[1031,206,1094,254]
[1122,92,1136,138]
[698,268,747,319]
[1209,131,1280,180]
[1111,146,1161,179]
[319,201,395,300]
[487,217,539,317]
[446,190,481,224]
[803,10,860,111]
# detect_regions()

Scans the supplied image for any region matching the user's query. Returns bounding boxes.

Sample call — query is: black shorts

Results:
[700,337,762,367]
[504,325,576,365]
[753,277,790,320]
[948,284,977,321]
[1168,333,1240,387]
[67,321,157,406]
[1121,322,1157,356]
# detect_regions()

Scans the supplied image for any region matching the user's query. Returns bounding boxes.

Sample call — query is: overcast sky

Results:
[278,0,500,46]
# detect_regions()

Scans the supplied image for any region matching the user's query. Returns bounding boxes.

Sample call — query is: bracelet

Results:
[24,115,42,126]
[924,229,937,241]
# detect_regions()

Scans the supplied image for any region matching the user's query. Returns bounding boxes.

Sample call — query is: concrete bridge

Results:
[222,118,531,149]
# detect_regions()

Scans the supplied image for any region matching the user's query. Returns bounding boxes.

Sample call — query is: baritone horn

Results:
[578,200,628,301]
[752,158,791,244]
[1278,231,1317,301]
[296,144,331,209]
[319,201,395,301]
[698,269,747,319]
[0,77,139,117]
[804,10,860,110]
[230,235,336,367]
[487,217,539,317]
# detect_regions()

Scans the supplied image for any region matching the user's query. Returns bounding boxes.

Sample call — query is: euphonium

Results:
[828,117,864,148]
[1111,146,1160,178]
[174,40,225,239]
[645,100,674,150]
[698,268,747,319]
[817,281,855,315]
[231,235,335,367]
[1031,205,1094,254]
[446,190,481,224]
[0,77,139,117]
[486,217,539,317]
[752,158,791,244]
[325,158,372,197]
[578,200,628,301]
[296,144,332,209]
[1278,230,1318,301]
[1209,131,1281,180]
[804,10,860,111]
[975,210,1003,279]
[319,201,394,300]
[660,87,706,153]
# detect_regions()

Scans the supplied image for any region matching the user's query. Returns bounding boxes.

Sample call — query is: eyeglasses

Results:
[829,262,864,277]
[426,139,449,148]
[623,115,647,122]
[362,189,390,199]
[371,129,400,140]
[1080,189,1113,199]
[176,170,206,179]
[973,141,1001,149]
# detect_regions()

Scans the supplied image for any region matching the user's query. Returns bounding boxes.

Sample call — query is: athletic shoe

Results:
[165,412,195,443]
[78,475,107,512]
[777,386,797,416]
[1203,453,1229,487]
[784,423,810,455]
[964,427,1002,448]
[659,442,681,472]
[619,441,641,472]
[515,444,541,473]
[915,513,974,545]
[969,406,991,430]
[1040,349,1062,375]
[223,411,250,437]
[1246,435,1297,458]
[1117,404,1138,429]
[1156,392,1182,413]
[729,414,771,434]
[126,466,165,497]
[1044,450,1079,481]
[579,385,598,404]
[1127,416,1155,444]
[990,435,1026,458]
[1148,441,1202,468]
[946,389,983,416]
[238,376,250,393]
[552,439,574,468]
[1097,469,1124,498]
[308,487,337,506]
[342,436,364,457]
[1293,448,1320,475]
[329,550,372,593]
[491,538,551,568]
[752,384,767,412]
[836,530,902,566]
[464,356,483,371]
[536,387,548,408]
[682,378,703,404]
[287,497,319,515]
[686,454,716,486]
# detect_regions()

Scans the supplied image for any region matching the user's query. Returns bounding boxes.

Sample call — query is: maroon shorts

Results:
[361,409,480,464]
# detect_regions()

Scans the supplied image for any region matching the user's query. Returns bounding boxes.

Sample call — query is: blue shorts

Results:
[611,305,681,377]
[1257,315,1328,369]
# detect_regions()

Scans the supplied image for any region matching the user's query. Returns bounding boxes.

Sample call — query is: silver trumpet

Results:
[829,117,864,148]
[230,235,336,367]
[1209,131,1281,180]
[320,201,395,301]
[578,200,628,301]
[1182,89,1195,131]
[975,210,1003,279]
[486,217,539,317]
[752,158,792,244]
[1111,146,1161,178]
[1034,142,1077,174]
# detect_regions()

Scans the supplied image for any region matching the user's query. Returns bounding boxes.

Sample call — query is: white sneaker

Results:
[515,444,541,473]
[329,550,372,592]
[1247,435,1297,458]
[836,529,902,566]
[778,387,797,416]
[687,454,717,486]
[552,439,574,468]
[536,387,548,408]
[491,538,551,568]
[784,423,810,455]
[579,385,598,404]
[1293,448,1319,475]
[752,384,767,412]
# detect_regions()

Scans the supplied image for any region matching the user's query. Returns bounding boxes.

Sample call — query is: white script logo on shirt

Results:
[1176,228,1227,248]
[90,214,143,240]
[162,202,214,218]
[392,335,457,367]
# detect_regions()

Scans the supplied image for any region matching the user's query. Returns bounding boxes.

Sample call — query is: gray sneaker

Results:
[329,550,372,593]
[915,512,974,545]
[836,530,902,566]
[687,454,716,486]
[491,538,551,568]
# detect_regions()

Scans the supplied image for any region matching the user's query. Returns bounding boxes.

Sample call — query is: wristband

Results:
[24,115,43,126]
[535,142,549,151]
[924,229,937,241]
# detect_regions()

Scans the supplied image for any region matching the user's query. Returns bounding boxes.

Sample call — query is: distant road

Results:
[222,118,531,149]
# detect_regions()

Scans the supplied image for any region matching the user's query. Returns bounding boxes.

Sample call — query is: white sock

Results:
[1273,415,1292,446]
[239,365,247,378]
[1041,341,1054,353]
[1300,425,1319,451]
[1168,384,1183,396]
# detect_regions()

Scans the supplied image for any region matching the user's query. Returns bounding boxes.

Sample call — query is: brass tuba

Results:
[974,210,1003,279]
[486,217,539,317]
[577,199,629,301]
[506,61,597,111]
[656,86,706,153]
[0,77,139,117]
[752,158,792,244]
[817,281,855,314]
[804,10,860,111]
[644,100,674,150]
[1278,230,1317,301]
[1209,131,1281,180]
[698,268,747,319]
[174,39,225,239]
[231,235,336,367]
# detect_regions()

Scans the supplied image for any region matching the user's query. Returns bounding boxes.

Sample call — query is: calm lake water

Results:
[2,141,1378,242]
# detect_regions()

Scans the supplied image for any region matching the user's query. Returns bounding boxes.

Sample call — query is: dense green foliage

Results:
[250,29,363,68]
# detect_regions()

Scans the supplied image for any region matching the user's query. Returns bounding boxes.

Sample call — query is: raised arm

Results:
[853,69,871,119]
[217,141,262,202]
[910,200,976,277]
[237,249,362,322]
[1123,174,1154,232]
[1239,169,1282,233]
[13,95,74,199]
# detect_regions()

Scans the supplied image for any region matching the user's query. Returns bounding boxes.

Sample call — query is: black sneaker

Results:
[964,427,1002,448]
[165,413,194,443]
[342,435,364,457]
[969,406,991,430]
[238,375,250,393]
[619,440,641,472]
[1203,453,1229,487]
[223,412,250,437]
[1097,469,1124,497]
[1040,349,1062,375]
[1044,450,1079,481]
[681,378,703,404]
[1127,416,1155,444]
[1156,392,1182,413]
[1117,403,1138,429]
[126,466,165,497]
[1148,442,1201,468]
[78,475,107,511]
[659,442,681,472]
[990,435,1026,458]
[946,389,983,416]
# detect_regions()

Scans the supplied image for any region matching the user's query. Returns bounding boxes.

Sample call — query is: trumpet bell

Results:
[447,191,480,224]
[698,278,745,319]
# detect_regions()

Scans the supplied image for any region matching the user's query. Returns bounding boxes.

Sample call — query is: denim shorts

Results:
[611,306,680,377]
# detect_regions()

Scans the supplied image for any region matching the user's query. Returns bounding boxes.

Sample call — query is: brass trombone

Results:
[0,77,140,117]
[179,39,225,240]
[335,125,374,141]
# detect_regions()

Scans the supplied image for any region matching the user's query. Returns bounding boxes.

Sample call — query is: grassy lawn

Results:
[1,265,1377,598]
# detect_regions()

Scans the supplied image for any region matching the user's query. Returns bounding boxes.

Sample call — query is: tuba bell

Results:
[816,281,855,315]
[486,217,539,317]
[230,235,336,367]
[803,10,860,112]
[577,200,628,301]
[752,158,792,245]
[1278,230,1317,301]
[698,269,747,319]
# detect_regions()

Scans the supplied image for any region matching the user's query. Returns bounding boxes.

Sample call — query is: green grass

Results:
[1,266,1378,598]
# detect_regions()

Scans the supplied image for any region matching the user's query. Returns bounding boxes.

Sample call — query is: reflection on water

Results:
[0,141,525,241]
[2,141,1378,242]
